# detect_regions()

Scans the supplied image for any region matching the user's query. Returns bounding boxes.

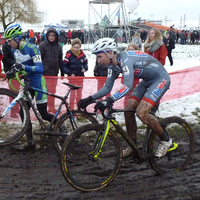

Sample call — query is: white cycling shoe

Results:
[154,138,172,158]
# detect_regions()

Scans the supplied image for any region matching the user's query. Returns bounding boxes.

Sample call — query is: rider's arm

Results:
[91,67,116,100]
[24,45,43,74]
[111,64,134,101]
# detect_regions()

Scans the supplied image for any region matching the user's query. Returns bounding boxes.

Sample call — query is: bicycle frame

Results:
[23,83,71,131]
[91,108,179,163]
[2,71,80,132]
[92,117,148,163]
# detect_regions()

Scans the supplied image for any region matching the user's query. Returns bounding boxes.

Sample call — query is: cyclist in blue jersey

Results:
[4,24,56,150]
[78,38,172,158]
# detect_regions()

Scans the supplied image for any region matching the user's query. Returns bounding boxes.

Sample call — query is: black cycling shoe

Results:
[13,142,35,151]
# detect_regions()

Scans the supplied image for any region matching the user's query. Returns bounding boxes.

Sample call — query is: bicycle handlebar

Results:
[82,100,96,115]
[83,101,136,120]
[5,71,27,91]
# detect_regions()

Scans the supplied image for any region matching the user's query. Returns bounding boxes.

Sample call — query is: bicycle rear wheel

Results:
[53,110,98,154]
[0,88,30,146]
[148,116,194,174]
[60,123,122,191]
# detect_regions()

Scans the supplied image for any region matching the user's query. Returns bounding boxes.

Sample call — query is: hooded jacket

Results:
[39,27,63,76]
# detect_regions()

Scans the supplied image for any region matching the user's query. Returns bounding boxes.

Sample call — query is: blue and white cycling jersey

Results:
[12,42,47,104]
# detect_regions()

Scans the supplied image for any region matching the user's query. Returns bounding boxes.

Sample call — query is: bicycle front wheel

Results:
[60,123,122,191]
[53,110,98,154]
[0,88,30,146]
[148,116,194,174]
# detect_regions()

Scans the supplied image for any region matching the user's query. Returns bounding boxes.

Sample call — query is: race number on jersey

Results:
[33,55,42,63]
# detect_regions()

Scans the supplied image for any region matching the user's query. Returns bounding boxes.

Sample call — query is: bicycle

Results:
[0,71,97,153]
[60,103,194,191]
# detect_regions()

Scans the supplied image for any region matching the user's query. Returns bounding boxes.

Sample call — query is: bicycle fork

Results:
[89,120,110,160]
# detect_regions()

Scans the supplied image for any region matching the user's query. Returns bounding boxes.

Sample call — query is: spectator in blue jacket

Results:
[62,38,88,109]
[62,38,88,76]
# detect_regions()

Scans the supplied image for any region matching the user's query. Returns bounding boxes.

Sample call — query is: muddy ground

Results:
[1,129,200,200]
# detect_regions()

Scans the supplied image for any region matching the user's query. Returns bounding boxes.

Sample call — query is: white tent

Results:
[44,23,68,31]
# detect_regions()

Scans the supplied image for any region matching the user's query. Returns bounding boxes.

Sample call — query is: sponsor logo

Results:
[152,79,167,97]
[113,85,129,100]
[126,51,148,57]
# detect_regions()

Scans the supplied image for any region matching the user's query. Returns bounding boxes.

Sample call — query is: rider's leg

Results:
[136,100,168,141]
[136,100,172,157]
[15,101,35,150]
[123,98,139,157]
[125,98,138,141]
[150,100,160,114]
[37,102,56,123]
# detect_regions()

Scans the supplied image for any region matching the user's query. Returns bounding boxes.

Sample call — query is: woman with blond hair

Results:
[144,28,167,66]
[126,42,139,51]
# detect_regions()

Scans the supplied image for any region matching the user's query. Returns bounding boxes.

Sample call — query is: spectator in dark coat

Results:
[163,32,175,66]
[180,30,185,44]
[184,31,188,44]
[39,27,63,76]
[2,40,16,73]
[190,31,195,44]
[169,27,176,42]
[39,27,63,113]
[94,59,109,96]
[59,29,66,48]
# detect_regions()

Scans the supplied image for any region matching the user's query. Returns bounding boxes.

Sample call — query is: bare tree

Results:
[0,0,44,30]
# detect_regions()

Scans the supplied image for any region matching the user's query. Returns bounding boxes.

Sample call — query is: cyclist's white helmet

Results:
[92,38,117,54]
